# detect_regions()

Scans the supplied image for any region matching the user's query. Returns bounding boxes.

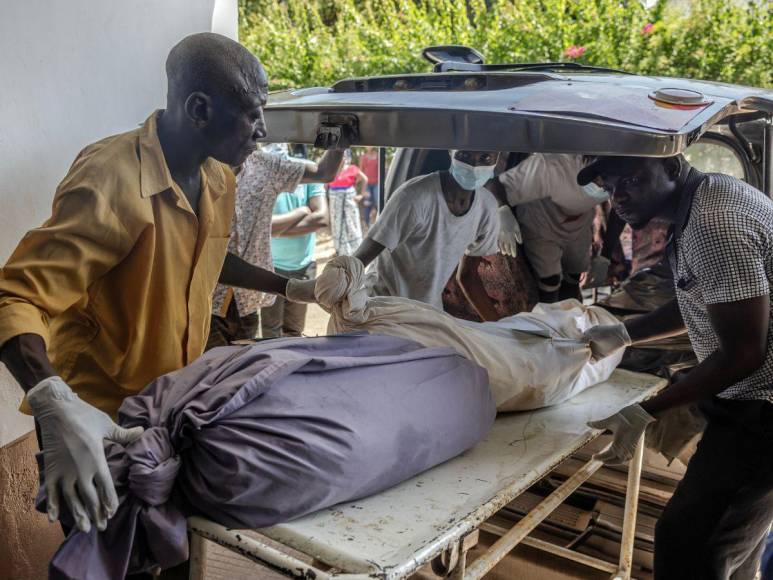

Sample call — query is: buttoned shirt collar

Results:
[138,110,228,202]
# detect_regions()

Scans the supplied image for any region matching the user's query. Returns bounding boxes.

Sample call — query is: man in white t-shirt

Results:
[493,153,609,303]
[353,150,502,320]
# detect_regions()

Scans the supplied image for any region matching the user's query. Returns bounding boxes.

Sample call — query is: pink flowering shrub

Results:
[242,0,772,90]
[563,45,587,59]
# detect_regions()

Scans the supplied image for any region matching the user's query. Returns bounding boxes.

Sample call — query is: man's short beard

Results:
[628,218,652,230]
[616,213,650,230]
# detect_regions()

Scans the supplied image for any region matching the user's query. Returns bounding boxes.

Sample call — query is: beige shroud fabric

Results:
[315,256,624,412]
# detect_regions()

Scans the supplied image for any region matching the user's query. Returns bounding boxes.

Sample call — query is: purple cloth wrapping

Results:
[38,333,495,579]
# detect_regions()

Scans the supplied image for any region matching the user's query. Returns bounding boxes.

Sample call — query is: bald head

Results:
[161,33,268,166]
[166,32,267,107]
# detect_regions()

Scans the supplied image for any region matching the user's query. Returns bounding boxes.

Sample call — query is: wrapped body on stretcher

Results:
[38,258,628,579]
[316,255,624,411]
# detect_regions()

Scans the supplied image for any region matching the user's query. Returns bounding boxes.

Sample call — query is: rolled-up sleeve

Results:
[0,186,131,349]
[498,154,552,206]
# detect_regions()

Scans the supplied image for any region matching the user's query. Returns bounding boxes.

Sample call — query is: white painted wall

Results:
[0,0,238,447]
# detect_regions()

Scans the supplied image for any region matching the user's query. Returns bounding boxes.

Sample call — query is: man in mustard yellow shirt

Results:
[0,33,312,537]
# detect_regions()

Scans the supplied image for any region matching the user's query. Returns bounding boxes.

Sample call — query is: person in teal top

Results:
[263,144,329,338]
[271,181,326,271]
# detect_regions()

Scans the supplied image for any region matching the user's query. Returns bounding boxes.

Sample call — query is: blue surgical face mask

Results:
[450,157,496,190]
[581,181,609,202]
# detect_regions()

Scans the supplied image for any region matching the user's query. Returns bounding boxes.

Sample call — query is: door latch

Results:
[314,113,360,149]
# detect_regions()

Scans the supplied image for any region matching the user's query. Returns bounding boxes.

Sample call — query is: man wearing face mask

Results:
[489,153,609,302]
[350,150,502,320]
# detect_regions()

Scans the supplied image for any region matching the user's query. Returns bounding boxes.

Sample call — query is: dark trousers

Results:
[362,183,377,226]
[206,297,259,350]
[261,262,316,339]
[654,397,773,579]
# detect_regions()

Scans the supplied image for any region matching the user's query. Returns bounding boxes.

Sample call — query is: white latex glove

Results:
[587,404,656,465]
[27,376,144,533]
[286,278,317,303]
[582,323,632,361]
[497,205,522,258]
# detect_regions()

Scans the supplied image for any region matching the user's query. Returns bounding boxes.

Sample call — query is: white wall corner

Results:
[212,0,239,41]
[0,0,220,448]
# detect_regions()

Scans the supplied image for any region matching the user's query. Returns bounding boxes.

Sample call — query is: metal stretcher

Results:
[188,368,666,580]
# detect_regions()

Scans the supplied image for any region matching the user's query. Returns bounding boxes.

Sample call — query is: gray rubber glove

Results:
[582,323,632,361]
[27,376,144,533]
[286,278,317,303]
[587,404,656,465]
[497,205,522,258]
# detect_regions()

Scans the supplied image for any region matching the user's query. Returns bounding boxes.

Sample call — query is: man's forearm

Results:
[625,298,686,343]
[219,252,289,296]
[641,348,753,415]
[271,208,309,236]
[353,238,385,268]
[0,334,57,392]
[302,149,344,183]
[276,213,329,237]
[642,294,770,415]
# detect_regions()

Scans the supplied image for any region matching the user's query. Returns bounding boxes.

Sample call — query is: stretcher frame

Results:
[187,369,664,580]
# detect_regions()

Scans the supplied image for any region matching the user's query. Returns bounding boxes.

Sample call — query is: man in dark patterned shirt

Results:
[577,154,772,579]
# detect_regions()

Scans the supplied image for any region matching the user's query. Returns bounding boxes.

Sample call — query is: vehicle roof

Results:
[262,70,773,156]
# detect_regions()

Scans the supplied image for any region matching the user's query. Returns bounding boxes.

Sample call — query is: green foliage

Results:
[239,0,773,91]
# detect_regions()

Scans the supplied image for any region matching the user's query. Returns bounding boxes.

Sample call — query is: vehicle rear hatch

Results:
[262,71,773,157]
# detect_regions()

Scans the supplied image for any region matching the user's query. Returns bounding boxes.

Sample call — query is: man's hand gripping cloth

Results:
[316,256,625,412]
[37,334,494,579]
